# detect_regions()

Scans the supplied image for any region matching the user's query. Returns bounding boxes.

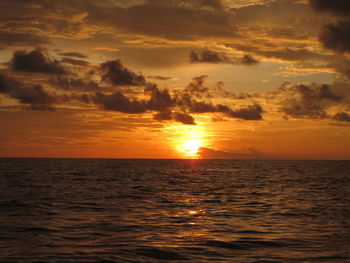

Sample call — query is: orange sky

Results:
[0,0,350,159]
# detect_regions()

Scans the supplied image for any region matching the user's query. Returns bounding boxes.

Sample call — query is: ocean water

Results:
[0,159,350,263]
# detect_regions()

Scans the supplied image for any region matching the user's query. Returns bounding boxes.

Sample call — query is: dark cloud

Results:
[279,83,344,119]
[27,104,55,111]
[190,49,229,63]
[58,52,88,59]
[0,72,59,110]
[153,110,173,121]
[92,91,147,113]
[190,50,259,65]
[309,1,350,54]
[319,20,350,53]
[333,112,350,122]
[11,48,66,74]
[61,57,90,66]
[239,54,259,65]
[100,59,146,86]
[173,112,195,125]
[179,97,263,120]
[146,75,176,81]
[153,110,195,125]
[88,75,264,123]
[144,83,175,111]
[318,84,343,101]
[51,76,102,92]
[225,104,263,120]
[146,0,224,10]
[87,2,234,40]
[0,31,49,47]
[176,76,264,120]
[185,75,209,98]
[309,0,350,17]
[198,147,266,159]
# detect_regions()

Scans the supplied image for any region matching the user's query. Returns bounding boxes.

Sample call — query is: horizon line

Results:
[0,157,349,161]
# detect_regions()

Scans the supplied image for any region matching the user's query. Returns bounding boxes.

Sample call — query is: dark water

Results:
[0,159,350,263]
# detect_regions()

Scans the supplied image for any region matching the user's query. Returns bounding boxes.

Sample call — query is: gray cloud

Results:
[198,147,266,159]
[190,49,259,65]
[11,48,66,74]
[100,59,146,86]
[0,31,49,47]
[0,72,60,110]
[92,91,148,113]
[333,112,350,122]
[225,104,263,120]
[319,20,350,53]
[184,75,210,98]
[153,110,195,125]
[58,52,88,59]
[61,57,90,66]
[50,76,102,92]
[309,0,350,17]
[190,49,230,63]
[309,0,350,54]
[146,75,176,81]
[173,112,195,125]
[144,82,175,111]
[153,109,195,125]
[88,74,264,123]
[87,1,235,40]
[279,83,344,119]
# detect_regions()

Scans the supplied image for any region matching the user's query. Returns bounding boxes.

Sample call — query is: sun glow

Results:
[165,123,209,158]
[182,139,202,158]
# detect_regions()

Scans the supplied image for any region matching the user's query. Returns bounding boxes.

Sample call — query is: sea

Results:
[0,159,350,263]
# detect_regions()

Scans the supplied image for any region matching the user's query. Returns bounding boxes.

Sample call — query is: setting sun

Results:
[182,139,202,158]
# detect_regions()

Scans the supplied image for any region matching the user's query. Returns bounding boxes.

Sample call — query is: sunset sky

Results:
[0,0,350,159]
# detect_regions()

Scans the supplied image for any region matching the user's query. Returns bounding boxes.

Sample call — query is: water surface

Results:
[1,159,349,262]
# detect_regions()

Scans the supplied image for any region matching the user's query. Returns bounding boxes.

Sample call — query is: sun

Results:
[182,139,202,158]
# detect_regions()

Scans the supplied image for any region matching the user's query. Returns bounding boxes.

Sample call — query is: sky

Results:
[0,0,350,159]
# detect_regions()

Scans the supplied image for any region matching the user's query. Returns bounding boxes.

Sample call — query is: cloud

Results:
[11,48,66,74]
[198,147,266,159]
[319,20,350,53]
[0,31,49,47]
[279,83,344,119]
[88,74,264,123]
[50,76,102,92]
[173,112,196,125]
[333,112,350,122]
[92,91,148,113]
[225,104,263,120]
[309,0,350,54]
[239,54,259,65]
[190,49,259,65]
[153,110,173,121]
[100,59,146,86]
[61,57,90,66]
[0,72,60,110]
[309,0,350,17]
[184,75,210,98]
[3,49,265,125]
[87,1,235,40]
[153,110,196,125]
[58,52,88,59]
[190,49,230,63]
[144,82,175,111]
[153,110,195,125]
[146,75,177,81]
